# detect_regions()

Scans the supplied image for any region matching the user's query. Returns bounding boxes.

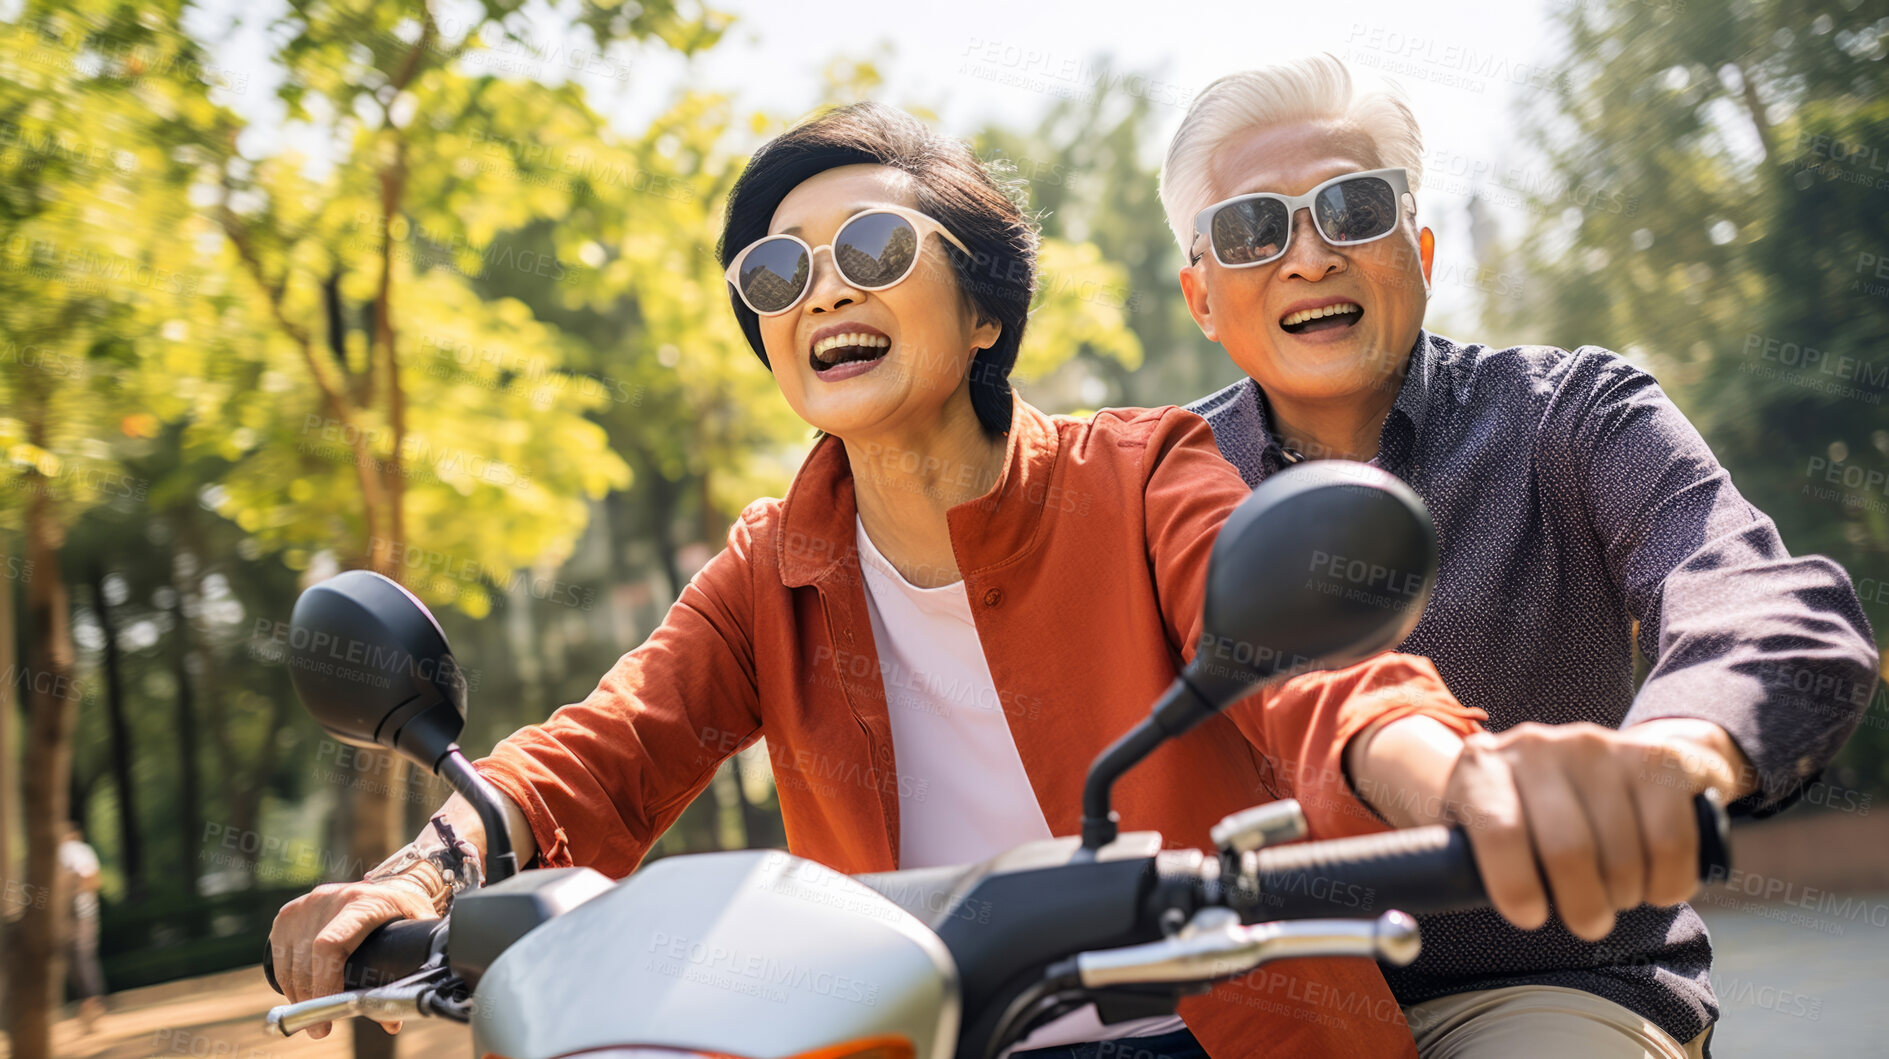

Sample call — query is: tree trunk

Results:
[0,545,15,1006]
[350,91,422,1059]
[90,565,143,899]
[6,484,77,1059]
[168,573,202,899]
[229,689,291,887]
[630,453,684,601]
[729,753,770,849]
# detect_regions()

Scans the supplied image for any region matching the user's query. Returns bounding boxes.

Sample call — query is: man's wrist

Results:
[1626,718,1758,800]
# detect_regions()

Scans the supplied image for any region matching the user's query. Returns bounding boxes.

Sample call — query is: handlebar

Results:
[1226,791,1732,922]
[263,917,449,996]
[261,793,1733,1039]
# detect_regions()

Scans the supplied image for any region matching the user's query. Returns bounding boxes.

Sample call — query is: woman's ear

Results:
[970,314,1002,354]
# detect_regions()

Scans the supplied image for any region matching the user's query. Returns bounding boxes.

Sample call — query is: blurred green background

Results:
[1,0,1885,1055]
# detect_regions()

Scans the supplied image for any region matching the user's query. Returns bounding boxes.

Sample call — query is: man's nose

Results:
[804,247,861,313]
[1276,208,1344,281]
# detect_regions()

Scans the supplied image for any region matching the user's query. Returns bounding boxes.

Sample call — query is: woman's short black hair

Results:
[718,101,1038,438]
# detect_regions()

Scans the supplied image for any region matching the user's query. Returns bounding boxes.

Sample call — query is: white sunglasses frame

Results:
[1190,167,1413,269]
[724,205,973,316]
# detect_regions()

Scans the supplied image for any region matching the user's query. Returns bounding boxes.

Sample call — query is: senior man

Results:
[1163,53,1880,1058]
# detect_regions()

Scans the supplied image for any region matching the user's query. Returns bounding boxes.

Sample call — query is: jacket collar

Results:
[775,393,1060,589]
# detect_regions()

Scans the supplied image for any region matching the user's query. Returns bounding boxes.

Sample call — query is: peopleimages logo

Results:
[645,931,881,1007]
[249,618,464,687]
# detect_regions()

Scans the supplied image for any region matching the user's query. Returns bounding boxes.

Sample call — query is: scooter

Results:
[261,461,1730,1059]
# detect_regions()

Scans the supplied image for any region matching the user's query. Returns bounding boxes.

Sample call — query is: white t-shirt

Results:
[60,838,100,920]
[854,518,1186,1050]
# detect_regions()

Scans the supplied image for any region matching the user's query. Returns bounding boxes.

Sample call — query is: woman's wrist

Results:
[1346,714,1469,828]
[435,788,538,867]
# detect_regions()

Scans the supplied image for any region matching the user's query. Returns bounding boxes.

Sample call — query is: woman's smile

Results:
[807,322,892,381]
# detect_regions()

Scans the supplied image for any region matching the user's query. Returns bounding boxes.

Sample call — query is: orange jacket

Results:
[477,399,1485,1057]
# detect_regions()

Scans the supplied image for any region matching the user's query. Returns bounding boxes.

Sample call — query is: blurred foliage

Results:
[975,83,1247,407]
[0,2,1163,998]
[1485,0,1889,784]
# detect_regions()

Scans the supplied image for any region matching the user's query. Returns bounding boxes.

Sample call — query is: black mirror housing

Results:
[1082,460,1438,850]
[287,569,468,772]
[1185,461,1435,709]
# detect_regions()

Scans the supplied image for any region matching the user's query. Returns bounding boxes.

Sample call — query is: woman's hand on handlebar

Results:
[267,878,435,1039]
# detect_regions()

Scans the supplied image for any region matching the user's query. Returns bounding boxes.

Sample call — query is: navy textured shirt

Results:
[1187,330,1880,1043]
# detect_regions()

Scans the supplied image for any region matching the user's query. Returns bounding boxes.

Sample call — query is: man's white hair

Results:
[1160,52,1425,257]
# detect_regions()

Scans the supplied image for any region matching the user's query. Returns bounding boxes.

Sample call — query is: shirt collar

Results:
[1230,328,1435,476]
[775,393,1059,589]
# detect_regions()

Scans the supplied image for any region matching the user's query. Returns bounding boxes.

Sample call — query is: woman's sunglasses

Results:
[1190,168,1412,269]
[724,205,971,316]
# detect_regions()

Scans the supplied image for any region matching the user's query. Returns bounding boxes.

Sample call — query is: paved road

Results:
[1697,890,1889,1056]
[0,966,470,1059]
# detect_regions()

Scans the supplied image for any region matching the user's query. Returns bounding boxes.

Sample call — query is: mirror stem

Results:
[437,748,519,882]
[1080,678,1219,852]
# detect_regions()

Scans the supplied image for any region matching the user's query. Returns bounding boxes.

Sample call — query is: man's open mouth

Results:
[1279,302,1363,335]
[809,329,891,373]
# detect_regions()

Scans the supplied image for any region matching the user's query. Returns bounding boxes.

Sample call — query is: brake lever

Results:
[1074,907,1420,989]
[264,965,469,1036]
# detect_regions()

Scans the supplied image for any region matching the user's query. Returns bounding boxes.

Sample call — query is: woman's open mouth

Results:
[1279,301,1363,336]
[808,326,891,381]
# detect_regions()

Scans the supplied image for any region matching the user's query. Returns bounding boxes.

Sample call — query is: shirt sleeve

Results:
[474,506,765,877]
[1543,348,1881,816]
[1140,406,1488,839]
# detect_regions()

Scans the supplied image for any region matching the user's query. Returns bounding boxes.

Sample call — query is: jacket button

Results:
[982,587,1003,607]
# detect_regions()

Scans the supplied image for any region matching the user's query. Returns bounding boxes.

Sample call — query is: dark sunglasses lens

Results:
[1212,198,1290,265]
[738,237,811,313]
[1315,176,1399,243]
[836,212,920,288]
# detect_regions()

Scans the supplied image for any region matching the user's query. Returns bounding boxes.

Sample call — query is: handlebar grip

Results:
[264,939,282,995]
[262,918,447,996]
[1247,791,1732,922]
[1250,825,1482,921]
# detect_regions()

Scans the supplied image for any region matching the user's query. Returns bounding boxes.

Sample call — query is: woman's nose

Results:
[803,247,862,312]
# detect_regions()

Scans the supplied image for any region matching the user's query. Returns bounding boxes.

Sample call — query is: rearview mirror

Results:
[285,570,518,879]
[1186,460,1434,709]
[286,569,467,773]
[1081,460,1436,850]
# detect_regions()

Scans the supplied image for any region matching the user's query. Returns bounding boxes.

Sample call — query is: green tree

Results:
[188,12,726,1017]
[974,71,1246,410]
[1485,0,1889,784]
[0,2,222,1054]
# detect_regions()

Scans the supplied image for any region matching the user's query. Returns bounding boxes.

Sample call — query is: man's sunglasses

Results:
[1190,168,1412,268]
[724,205,971,316]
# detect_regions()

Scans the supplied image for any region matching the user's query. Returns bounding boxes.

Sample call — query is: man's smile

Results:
[1279,298,1364,336]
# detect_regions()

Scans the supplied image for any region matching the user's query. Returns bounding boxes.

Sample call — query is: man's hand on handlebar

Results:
[1350,715,1746,942]
[267,878,435,1039]
[1440,720,1742,941]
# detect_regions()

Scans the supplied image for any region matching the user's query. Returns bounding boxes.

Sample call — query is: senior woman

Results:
[269,102,1492,1057]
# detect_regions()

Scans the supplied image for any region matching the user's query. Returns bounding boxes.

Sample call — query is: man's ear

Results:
[1418,226,1436,295]
[1178,265,1217,343]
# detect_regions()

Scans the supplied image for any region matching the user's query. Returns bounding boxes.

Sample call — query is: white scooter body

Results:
[472,851,961,1059]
